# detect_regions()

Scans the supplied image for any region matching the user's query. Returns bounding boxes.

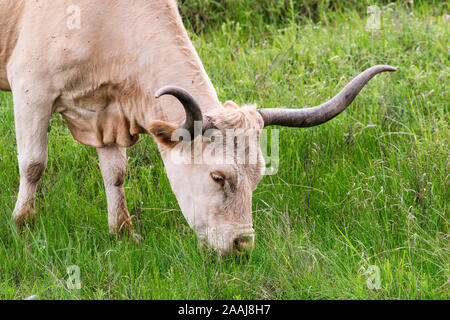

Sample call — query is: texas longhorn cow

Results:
[0,0,395,254]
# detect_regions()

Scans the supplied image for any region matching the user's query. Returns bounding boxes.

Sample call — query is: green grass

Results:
[0,3,448,299]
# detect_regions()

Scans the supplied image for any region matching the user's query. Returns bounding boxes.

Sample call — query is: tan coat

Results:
[1,0,221,147]
[1,0,261,253]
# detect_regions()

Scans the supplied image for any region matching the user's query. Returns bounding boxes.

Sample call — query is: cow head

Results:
[149,65,396,255]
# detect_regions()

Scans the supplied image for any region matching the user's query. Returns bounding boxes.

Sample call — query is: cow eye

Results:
[210,172,225,186]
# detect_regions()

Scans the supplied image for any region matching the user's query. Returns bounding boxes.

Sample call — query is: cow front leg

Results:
[12,92,53,227]
[97,145,134,236]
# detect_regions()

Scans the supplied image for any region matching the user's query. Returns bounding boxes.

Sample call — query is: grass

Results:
[0,2,448,299]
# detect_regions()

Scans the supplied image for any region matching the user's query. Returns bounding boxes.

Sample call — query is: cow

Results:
[0,0,395,255]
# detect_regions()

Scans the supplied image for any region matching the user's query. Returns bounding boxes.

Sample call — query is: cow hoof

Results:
[109,224,141,244]
[131,231,142,244]
[13,207,36,229]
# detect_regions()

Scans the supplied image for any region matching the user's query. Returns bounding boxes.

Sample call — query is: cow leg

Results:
[97,145,134,236]
[11,88,53,227]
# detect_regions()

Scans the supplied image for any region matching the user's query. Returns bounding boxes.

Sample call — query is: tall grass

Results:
[179,0,446,33]
[0,2,448,299]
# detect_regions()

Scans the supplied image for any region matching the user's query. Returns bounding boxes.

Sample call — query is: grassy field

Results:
[0,2,448,299]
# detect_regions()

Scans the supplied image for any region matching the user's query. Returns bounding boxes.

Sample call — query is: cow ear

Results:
[148,120,180,148]
[224,100,239,109]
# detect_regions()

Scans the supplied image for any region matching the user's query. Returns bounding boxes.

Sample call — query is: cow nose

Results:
[233,234,255,254]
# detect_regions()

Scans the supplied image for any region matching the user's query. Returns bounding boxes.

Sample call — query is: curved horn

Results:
[155,86,203,138]
[258,65,396,127]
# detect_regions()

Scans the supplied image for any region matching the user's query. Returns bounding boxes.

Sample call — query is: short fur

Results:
[1,0,264,253]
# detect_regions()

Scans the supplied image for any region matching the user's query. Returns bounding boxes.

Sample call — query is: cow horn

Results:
[258,65,396,128]
[155,86,203,139]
